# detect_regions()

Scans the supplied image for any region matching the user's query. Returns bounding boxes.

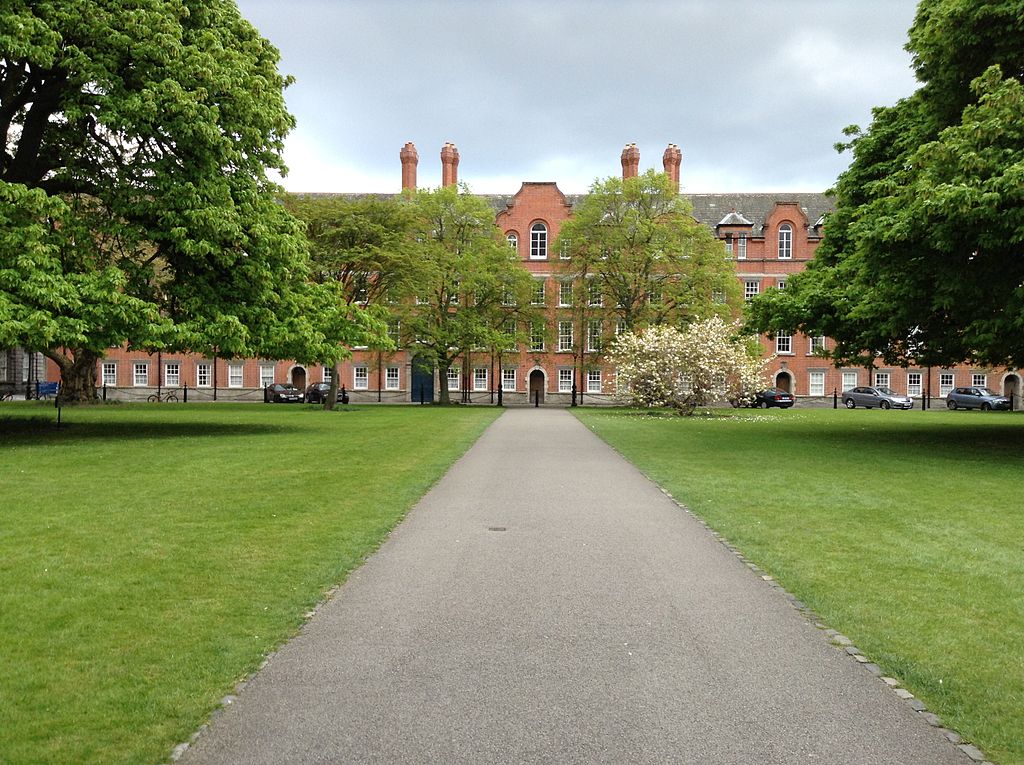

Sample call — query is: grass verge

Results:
[0,402,499,765]
[575,406,1024,765]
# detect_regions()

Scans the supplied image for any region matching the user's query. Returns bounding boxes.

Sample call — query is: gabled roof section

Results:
[716,211,753,227]
[686,193,833,234]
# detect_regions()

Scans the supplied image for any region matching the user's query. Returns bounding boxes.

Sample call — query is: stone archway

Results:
[775,371,793,393]
[290,366,307,391]
[1003,373,1021,410]
[528,369,545,405]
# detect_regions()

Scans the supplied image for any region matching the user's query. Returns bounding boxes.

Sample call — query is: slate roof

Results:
[685,192,833,234]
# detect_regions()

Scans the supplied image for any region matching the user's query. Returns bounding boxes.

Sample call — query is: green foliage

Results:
[749,0,1024,368]
[398,185,535,404]
[555,170,742,332]
[0,1,359,399]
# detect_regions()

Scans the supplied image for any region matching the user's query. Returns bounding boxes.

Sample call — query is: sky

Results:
[234,0,922,195]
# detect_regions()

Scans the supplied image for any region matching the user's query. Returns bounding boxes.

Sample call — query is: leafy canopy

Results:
[749,0,1024,369]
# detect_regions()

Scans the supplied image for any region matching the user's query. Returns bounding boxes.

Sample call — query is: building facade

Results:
[31,142,1022,406]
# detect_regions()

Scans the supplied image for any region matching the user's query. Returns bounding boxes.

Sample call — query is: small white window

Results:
[874,372,891,389]
[776,332,792,355]
[529,323,545,352]
[501,368,516,391]
[744,280,760,299]
[447,367,460,391]
[259,365,275,388]
[474,367,488,391]
[907,372,922,396]
[616,320,627,336]
[842,371,858,392]
[506,232,518,253]
[587,320,602,353]
[354,366,369,390]
[939,373,955,396]
[530,222,548,260]
[164,363,180,387]
[723,235,733,255]
[559,281,573,307]
[558,321,573,352]
[809,336,826,354]
[102,362,117,387]
[558,368,573,393]
[228,364,243,388]
[778,223,793,259]
[386,367,400,390]
[777,280,787,290]
[388,321,401,346]
[587,369,601,393]
[196,363,211,388]
[738,234,747,259]
[972,373,987,388]
[531,280,546,306]
[133,362,149,387]
[589,282,603,307]
[322,366,333,382]
[559,238,571,260]
[809,371,825,396]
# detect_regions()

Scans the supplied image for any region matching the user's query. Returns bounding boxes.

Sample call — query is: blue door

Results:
[411,356,434,403]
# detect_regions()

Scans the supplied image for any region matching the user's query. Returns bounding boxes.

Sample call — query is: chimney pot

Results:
[621,143,640,180]
[441,142,460,187]
[400,142,419,191]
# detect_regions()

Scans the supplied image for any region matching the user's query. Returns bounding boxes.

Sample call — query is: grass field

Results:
[575,406,1024,765]
[0,402,499,765]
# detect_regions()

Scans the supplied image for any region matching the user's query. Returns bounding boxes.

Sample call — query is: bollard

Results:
[497,385,503,408]
[102,384,107,402]
[534,390,539,408]
[571,384,577,407]
[183,384,188,403]
[833,388,838,409]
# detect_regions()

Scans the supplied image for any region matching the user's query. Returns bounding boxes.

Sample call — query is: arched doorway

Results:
[290,366,306,391]
[1003,374,1021,410]
[528,369,545,405]
[775,371,793,393]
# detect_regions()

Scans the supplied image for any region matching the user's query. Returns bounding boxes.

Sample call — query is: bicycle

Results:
[0,390,14,402]
[147,389,179,403]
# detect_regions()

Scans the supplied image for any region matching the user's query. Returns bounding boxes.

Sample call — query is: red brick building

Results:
[34,141,1021,407]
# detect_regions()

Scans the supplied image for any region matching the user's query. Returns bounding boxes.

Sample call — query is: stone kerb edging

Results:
[658,486,995,765]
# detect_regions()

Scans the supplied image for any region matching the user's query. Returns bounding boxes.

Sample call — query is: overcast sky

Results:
[234,0,921,195]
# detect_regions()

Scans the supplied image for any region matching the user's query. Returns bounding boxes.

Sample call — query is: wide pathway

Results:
[180,408,968,764]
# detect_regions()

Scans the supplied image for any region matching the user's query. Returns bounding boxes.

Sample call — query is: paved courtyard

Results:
[179,408,970,764]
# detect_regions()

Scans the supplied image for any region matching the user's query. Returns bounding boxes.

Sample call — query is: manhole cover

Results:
[487,526,507,532]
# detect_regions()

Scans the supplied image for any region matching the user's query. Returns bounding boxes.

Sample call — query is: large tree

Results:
[556,170,742,333]
[0,1,357,401]
[749,0,1024,369]
[399,185,534,405]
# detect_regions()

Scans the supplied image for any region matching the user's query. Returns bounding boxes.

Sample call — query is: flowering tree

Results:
[609,318,771,414]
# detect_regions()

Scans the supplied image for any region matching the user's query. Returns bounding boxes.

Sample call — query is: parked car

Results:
[843,386,914,410]
[750,388,795,409]
[264,383,303,403]
[946,386,1011,411]
[304,382,343,404]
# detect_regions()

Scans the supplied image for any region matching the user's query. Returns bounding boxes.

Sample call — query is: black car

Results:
[752,388,795,408]
[264,383,303,403]
[304,382,345,404]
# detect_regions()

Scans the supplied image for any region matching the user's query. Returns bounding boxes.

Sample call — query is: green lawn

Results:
[575,406,1024,765]
[0,402,500,765]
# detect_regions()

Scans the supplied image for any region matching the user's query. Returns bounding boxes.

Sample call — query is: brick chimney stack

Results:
[663,143,682,191]
[440,142,460,187]
[400,142,418,191]
[621,143,640,180]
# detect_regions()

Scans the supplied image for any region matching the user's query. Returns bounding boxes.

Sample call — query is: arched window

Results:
[506,232,518,253]
[778,223,793,259]
[530,222,548,260]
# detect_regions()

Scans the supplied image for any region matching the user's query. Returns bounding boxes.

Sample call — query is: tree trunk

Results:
[324,363,339,411]
[437,361,450,405]
[46,349,100,403]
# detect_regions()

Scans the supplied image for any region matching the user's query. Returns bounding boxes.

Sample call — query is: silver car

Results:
[843,386,914,410]
[946,386,1011,411]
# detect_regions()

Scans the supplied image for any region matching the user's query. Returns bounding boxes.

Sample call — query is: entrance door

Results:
[529,369,545,404]
[291,366,306,391]
[411,356,434,403]
[776,371,793,393]
[1004,374,1021,410]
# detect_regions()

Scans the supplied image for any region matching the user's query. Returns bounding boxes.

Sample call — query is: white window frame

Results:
[558,368,573,393]
[322,366,333,382]
[744,280,760,299]
[102,362,117,387]
[972,373,987,388]
[530,222,548,260]
[529,323,545,352]
[809,336,826,355]
[531,279,546,306]
[587,320,602,353]
[587,369,601,393]
[473,367,488,392]
[501,368,516,391]
[809,371,825,396]
[558,280,573,307]
[133,362,149,387]
[907,372,922,397]
[196,363,211,388]
[385,367,400,390]
[446,367,460,391]
[354,366,369,390]
[776,332,792,355]
[778,223,793,259]
[589,282,604,307]
[738,234,747,259]
[558,321,573,352]
[506,232,518,253]
[777,279,787,290]
[559,237,571,260]
[164,362,181,387]
[723,235,733,255]
[259,364,275,388]
[874,372,891,389]
[939,372,955,396]
[228,363,243,388]
[842,371,858,392]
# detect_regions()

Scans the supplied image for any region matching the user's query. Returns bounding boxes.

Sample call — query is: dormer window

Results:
[530,222,548,260]
[778,224,793,259]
